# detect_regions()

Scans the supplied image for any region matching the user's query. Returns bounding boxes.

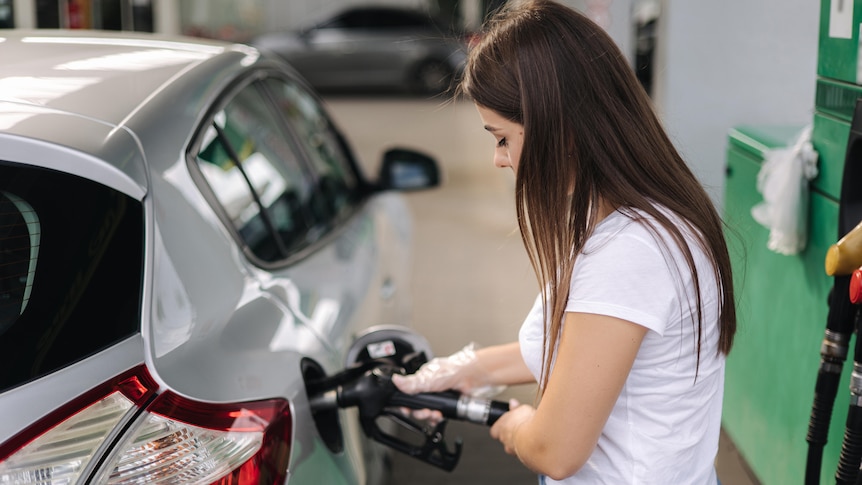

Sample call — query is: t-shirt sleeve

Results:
[566,230,681,336]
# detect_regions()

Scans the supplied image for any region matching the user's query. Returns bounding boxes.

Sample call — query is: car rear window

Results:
[0,161,143,393]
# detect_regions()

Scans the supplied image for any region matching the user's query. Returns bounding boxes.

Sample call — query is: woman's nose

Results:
[494,153,510,169]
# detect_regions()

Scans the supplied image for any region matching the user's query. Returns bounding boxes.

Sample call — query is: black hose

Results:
[807,279,854,485]
[806,446,822,485]
[807,368,841,484]
[837,405,862,484]
[836,304,862,484]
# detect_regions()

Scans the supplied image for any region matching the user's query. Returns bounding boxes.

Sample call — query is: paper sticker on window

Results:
[367,340,397,359]
[831,0,853,39]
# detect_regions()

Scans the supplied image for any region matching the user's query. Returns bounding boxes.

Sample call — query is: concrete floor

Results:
[324,95,761,485]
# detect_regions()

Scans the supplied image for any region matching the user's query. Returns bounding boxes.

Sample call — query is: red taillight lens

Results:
[0,367,292,485]
[0,366,158,484]
[152,393,293,485]
[94,392,292,485]
[208,407,292,485]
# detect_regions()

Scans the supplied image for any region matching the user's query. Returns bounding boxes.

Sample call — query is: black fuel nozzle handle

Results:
[308,365,510,471]
[309,366,510,426]
[310,366,462,470]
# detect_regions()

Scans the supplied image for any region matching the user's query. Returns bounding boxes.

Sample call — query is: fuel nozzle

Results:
[309,363,508,471]
[309,326,510,471]
[310,364,462,470]
[827,220,862,276]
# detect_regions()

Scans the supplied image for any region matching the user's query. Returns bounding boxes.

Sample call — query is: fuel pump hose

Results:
[807,277,854,485]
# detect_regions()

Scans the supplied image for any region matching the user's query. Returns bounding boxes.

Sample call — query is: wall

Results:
[11,0,31,27]
[564,0,634,63]
[653,0,820,207]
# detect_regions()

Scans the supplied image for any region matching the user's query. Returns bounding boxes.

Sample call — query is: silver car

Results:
[0,29,439,484]
[252,6,469,95]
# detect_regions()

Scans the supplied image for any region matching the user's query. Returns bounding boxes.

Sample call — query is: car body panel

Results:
[0,31,232,126]
[0,103,147,197]
[0,28,427,484]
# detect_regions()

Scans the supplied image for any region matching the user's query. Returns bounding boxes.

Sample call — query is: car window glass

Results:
[319,11,359,29]
[330,10,365,29]
[0,162,143,393]
[264,77,359,227]
[375,10,431,29]
[195,84,316,262]
[325,9,430,30]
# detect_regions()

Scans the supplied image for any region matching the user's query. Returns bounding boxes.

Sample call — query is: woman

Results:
[393,0,736,483]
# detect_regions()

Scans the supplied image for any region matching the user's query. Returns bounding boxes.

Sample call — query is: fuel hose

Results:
[819,221,862,484]
[806,280,852,485]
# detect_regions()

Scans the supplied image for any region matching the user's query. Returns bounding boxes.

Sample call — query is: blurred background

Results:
[0,0,818,209]
[0,1,823,483]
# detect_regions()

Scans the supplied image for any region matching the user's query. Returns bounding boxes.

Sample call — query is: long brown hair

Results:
[459,0,736,392]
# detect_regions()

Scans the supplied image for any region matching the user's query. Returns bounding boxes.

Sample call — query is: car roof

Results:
[0,29,247,125]
[0,29,268,192]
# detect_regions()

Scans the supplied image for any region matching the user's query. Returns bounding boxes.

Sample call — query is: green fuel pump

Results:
[723,2,862,484]
[806,0,862,485]
[806,2,862,483]
[810,100,862,485]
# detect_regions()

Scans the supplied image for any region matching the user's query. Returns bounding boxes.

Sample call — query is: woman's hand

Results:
[391,343,482,395]
[392,342,533,424]
[392,343,486,424]
[490,399,535,456]
[393,341,533,395]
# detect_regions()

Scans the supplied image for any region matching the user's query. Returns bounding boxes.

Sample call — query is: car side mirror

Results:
[377,148,441,191]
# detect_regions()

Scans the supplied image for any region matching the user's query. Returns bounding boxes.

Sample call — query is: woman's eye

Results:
[497,137,508,148]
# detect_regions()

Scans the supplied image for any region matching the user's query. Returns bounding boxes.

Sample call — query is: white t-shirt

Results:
[519,207,724,485]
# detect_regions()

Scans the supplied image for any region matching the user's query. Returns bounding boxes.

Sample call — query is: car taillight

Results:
[96,392,292,485]
[0,366,157,484]
[0,366,292,485]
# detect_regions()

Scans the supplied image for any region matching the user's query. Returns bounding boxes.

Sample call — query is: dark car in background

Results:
[252,5,469,95]
[0,29,439,484]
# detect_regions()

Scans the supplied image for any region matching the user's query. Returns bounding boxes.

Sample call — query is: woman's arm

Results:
[491,312,647,480]
[393,341,534,394]
[474,341,536,387]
